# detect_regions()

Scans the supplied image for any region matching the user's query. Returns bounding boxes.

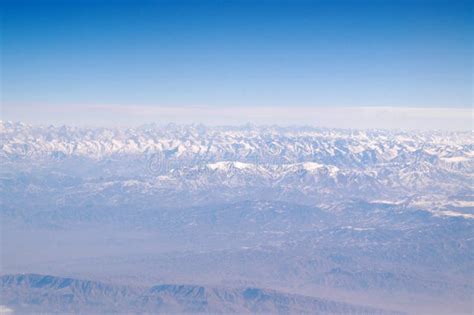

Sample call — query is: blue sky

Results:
[1,0,472,126]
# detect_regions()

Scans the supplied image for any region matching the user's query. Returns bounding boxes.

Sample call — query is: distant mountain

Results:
[1,122,472,314]
[0,274,403,314]
[1,121,472,217]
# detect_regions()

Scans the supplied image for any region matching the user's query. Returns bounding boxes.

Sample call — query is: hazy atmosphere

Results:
[2,0,472,125]
[1,1,472,314]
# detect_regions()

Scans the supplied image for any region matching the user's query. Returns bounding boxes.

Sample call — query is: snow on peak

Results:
[301,162,325,171]
[207,161,254,171]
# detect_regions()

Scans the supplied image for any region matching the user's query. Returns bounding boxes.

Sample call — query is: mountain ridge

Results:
[0,273,404,314]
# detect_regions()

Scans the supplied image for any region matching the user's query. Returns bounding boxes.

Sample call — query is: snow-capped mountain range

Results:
[2,121,472,164]
[1,121,472,218]
[2,121,473,314]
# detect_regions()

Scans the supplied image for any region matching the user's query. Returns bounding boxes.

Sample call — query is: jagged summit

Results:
[2,122,471,218]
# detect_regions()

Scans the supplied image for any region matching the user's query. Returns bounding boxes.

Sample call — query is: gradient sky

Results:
[1,0,472,126]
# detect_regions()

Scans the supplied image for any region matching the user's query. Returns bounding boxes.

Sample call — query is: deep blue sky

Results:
[1,0,472,114]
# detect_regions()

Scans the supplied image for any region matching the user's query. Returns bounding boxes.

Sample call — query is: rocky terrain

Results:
[0,274,404,314]
[1,122,472,314]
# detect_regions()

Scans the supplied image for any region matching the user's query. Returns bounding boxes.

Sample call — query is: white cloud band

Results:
[2,104,472,131]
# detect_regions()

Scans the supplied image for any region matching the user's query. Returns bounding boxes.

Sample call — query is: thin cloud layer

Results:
[3,104,472,131]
